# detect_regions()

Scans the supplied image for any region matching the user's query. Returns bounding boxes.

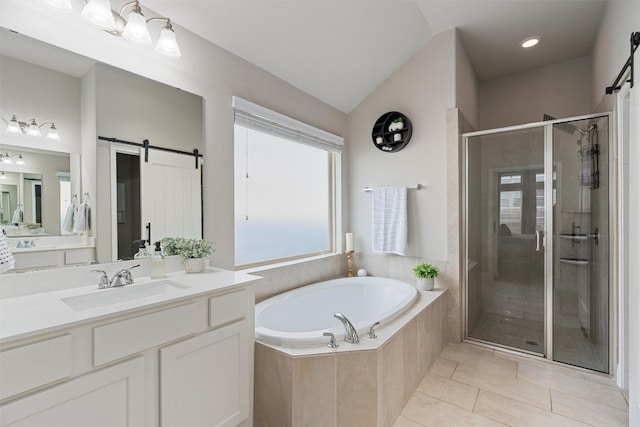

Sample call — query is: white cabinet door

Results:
[140,149,202,243]
[0,357,145,427]
[160,320,249,427]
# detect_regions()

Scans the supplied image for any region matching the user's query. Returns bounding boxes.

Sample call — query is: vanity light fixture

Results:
[1,115,61,140]
[1,153,27,166]
[41,0,181,58]
[521,36,541,49]
[0,172,6,180]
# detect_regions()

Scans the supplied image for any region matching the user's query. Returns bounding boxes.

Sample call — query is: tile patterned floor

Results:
[393,342,629,427]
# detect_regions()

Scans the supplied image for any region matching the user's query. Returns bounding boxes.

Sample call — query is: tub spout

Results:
[333,312,359,344]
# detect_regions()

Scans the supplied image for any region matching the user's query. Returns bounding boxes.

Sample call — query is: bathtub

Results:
[255,276,418,346]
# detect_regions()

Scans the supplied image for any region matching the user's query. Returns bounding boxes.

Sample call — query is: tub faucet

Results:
[333,312,359,344]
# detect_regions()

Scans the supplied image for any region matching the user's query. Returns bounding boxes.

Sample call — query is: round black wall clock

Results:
[371,111,413,153]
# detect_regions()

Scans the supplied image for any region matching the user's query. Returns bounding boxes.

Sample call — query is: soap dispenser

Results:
[134,240,150,260]
[151,241,166,279]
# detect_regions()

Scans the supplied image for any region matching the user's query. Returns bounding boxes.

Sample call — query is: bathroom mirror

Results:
[0,145,71,236]
[0,28,204,270]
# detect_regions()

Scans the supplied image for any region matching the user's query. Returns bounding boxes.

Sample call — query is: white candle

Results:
[345,233,353,252]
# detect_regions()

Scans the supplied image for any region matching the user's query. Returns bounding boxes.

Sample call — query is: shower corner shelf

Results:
[559,258,589,266]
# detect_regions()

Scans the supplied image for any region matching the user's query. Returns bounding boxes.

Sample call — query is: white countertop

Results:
[0,267,261,345]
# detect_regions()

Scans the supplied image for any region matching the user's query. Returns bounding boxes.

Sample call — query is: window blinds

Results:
[232,96,343,153]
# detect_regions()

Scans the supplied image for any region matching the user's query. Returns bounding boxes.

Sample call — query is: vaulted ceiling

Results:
[136,1,607,112]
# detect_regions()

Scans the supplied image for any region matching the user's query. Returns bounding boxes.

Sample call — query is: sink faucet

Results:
[108,264,140,287]
[91,264,140,289]
[333,312,359,344]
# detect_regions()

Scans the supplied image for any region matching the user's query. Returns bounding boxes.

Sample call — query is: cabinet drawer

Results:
[93,302,199,366]
[0,335,72,400]
[65,248,95,265]
[209,289,249,328]
[12,251,61,270]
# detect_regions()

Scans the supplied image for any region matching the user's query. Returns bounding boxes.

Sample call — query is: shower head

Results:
[543,114,577,134]
[543,114,596,136]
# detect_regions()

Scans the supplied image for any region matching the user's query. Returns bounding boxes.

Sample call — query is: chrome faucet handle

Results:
[323,332,339,348]
[91,269,109,289]
[368,321,381,339]
[109,264,141,287]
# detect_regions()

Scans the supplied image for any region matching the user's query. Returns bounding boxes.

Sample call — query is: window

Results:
[233,97,342,267]
[498,169,544,235]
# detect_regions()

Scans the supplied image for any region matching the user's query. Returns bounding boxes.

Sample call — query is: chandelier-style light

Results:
[1,115,61,140]
[40,0,181,58]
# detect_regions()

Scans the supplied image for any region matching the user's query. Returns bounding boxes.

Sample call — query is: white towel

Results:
[372,186,407,255]
[72,202,91,234]
[62,203,75,233]
[0,234,15,273]
[11,207,22,224]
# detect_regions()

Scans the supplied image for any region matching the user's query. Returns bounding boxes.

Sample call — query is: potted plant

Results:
[413,262,439,291]
[388,116,405,132]
[161,237,213,273]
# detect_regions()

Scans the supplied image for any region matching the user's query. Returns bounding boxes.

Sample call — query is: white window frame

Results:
[232,96,343,269]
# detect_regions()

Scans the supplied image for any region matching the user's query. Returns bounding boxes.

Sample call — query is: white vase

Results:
[185,257,206,273]
[417,277,434,291]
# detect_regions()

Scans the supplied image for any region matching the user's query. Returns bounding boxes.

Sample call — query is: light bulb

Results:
[27,119,42,137]
[123,9,152,46]
[81,0,116,31]
[155,25,181,58]
[0,172,6,180]
[39,0,73,13]
[46,124,61,140]
[1,154,12,165]
[5,115,21,134]
[15,155,26,166]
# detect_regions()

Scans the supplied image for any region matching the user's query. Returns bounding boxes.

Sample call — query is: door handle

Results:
[536,230,543,252]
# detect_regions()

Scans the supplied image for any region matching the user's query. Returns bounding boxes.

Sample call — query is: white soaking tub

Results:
[254,276,417,346]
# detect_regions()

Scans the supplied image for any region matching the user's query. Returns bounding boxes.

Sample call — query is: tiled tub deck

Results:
[254,288,448,427]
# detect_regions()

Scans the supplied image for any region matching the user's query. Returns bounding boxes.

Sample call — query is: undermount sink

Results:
[62,280,191,311]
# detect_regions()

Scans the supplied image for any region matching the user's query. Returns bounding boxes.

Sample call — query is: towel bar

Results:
[363,184,422,192]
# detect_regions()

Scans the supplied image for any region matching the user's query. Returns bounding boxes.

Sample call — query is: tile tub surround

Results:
[254,288,448,427]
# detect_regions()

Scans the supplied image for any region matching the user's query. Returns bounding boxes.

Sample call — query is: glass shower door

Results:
[552,116,609,372]
[467,126,546,354]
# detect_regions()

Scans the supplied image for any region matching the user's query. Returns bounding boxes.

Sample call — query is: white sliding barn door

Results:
[141,149,202,244]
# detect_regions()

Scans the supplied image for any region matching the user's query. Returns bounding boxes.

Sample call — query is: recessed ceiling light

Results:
[521,36,541,49]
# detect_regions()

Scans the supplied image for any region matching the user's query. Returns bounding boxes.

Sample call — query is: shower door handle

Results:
[535,230,544,252]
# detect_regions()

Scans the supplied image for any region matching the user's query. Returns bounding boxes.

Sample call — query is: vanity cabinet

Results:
[0,357,145,427]
[161,320,249,427]
[11,247,96,272]
[0,284,254,427]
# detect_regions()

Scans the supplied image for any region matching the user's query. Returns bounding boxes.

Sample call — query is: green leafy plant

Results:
[413,262,439,279]
[161,237,213,260]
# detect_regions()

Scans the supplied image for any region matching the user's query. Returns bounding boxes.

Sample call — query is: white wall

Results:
[455,36,478,129]
[347,28,456,261]
[478,56,591,130]
[0,0,347,270]
[95,64,203,153]
[0,55,81,154]
[590,1,639,424]
[590,1,638,112]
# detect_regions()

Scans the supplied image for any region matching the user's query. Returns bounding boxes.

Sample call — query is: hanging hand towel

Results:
[0,234,15,273]
[62,203,75,233]
[11,207,22,224]
[72,202,91,234]
[372,185,407,255]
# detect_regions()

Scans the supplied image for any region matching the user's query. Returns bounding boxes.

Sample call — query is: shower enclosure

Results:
[464,113,611,373]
